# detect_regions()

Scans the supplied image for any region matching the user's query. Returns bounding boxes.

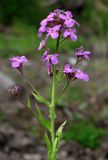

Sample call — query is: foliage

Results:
[63,120,107,149]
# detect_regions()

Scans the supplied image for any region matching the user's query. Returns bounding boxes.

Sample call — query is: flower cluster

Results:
[40,46,91,81]
[62,46,91,81]
[9,9,91,82]
[38,9,79,50]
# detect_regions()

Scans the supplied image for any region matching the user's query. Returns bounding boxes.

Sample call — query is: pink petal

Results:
[50,32,59,39]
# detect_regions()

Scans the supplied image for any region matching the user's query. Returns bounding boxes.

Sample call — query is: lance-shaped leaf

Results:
[36,105,51,131]
[32,92,50,106]
[44,132,52,159]
[44,132,52,150]
[54,121,66,152]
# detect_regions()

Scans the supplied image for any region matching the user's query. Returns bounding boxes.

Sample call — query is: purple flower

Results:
[38,26,47,37]
[59,11,72,20]
[38,9,79,42]
[75,69,89,81]
[63,28,77,41]
[54,9,61,13]
[42,50,49,61]
[38,40,46,51]
[40,14,54,27]
[47,12,56,20]
[42,51,59,65]
[42,51,59,75]
[47,25,61,39]
[47,63,52,75]
[10,56,28,68]
[40,19,47,27]
[59,11,76,27]
[38,34,49,51]
[63,64,75,74]
[63,64,89,82]
[75,47,91,60]
[38,12,56,38]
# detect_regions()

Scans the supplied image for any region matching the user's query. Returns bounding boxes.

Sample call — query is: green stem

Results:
[55,79,70,104]
[18,69,44,101]
[60,38,66,44]
[49,35,61,160]
[18,97,37,118]
[50,65,56,160]
[56,34,60,52]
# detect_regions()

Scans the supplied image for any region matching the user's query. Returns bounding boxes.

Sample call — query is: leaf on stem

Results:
[54,121,66,151]
[44,132,52,151]
[36,105,51,131]
[32,92,50,106]
[45,132,52,159]
[44,132,52,159]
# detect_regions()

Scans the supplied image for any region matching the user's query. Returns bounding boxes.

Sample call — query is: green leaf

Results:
[44,132,52,150]
[56,121,66,138]
[54,121,66,151]
[36,105,51,131]
[32,92,50,106]
[44,132,52,159]
[27,96,31,109]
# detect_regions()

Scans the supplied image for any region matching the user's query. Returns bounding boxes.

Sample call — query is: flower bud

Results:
[8,85,22,97]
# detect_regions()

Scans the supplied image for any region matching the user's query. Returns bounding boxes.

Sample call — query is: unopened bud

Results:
[8,85,22,97]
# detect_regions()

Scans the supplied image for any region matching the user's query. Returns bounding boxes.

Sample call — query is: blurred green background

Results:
[0,0,108,160]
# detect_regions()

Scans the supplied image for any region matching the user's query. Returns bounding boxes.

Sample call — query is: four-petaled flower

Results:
[10,56,28,68]
[42,50,59,75]
[75,47,91,60]
[75,69,89,81]
[63,28,77,41]
[60,11,75,27]
[63,64,75,74]
[47,25,61,39]
[42,50,59,65]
